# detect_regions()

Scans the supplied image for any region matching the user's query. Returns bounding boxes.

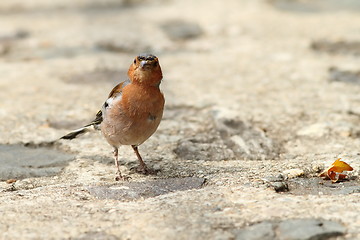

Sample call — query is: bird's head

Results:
[128,54,163,86]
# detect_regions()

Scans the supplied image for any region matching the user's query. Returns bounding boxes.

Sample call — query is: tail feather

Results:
[60,127,90,140]
[61,110,103,140]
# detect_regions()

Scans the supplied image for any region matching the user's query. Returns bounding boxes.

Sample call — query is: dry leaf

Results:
[319,158,353,183]
[6,179,17,184]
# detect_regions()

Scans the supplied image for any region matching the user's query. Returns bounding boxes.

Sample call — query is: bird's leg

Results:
[131,145,149,174]
[113,147,127,181]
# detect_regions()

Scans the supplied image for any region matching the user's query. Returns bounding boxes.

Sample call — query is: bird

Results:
[61,54,165,180]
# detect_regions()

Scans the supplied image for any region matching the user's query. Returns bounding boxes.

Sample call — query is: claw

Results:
[130,165,158,175]
[115,171,131,181]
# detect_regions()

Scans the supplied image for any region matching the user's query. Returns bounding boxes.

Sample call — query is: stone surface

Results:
[297,123,330,138]
[277,219,346,240]
[74,231,120,240]
[271,0,360,13]
[214,115,280,160]
[0,144,74,180]
[235,221,275,240]
[311,40,360,55]
[262,174,289,192]
[329,67,360,85]
[173,135,235,161]
[271,181,289,193]
[0,0,360,239]
[88,177,206,200]
[287,178,360,195]
[235,219,346,240]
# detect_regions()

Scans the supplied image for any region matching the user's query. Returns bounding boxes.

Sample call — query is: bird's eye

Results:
[134,59,137,64]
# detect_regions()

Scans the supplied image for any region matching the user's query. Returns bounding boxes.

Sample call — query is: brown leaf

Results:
[319,158,354,183]
[6,179,17,184]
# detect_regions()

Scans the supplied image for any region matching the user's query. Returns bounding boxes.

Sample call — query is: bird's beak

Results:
[140,60,148,68]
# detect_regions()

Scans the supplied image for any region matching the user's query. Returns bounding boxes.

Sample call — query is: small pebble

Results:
[282,169,304,179]
[271,182,289,192]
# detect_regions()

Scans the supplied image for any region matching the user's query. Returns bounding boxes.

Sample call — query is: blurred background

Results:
[1,0,360,110]
[1,0,360,157]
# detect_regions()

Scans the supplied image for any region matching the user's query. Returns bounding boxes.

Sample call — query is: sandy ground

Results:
[0,0,360,239]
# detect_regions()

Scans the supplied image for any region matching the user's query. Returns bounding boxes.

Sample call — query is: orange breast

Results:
[121,84,165,120]
[101,83,165,147]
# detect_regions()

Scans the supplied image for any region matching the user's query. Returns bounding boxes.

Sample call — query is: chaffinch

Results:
[61,54,165,180]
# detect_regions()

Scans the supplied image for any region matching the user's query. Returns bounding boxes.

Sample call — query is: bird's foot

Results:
[132,165,158,175]
[114,171,131,181]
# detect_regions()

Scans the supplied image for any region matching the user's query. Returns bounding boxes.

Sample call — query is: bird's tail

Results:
[60,110,103,140]
[60,127,91,140]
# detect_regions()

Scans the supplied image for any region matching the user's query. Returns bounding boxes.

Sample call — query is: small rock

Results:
[263,174,284,182]
[263,175,289,192]
[161,20,203,40]
[152,164,162,172]
[282,168,304,179]
[278,218,346,240]
[312,163,324,173]
[271,181,289,193]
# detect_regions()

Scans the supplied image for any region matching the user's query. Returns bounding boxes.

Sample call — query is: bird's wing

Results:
[108,80,129,98]
[89,79,131,127]
[61,79,130,140]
